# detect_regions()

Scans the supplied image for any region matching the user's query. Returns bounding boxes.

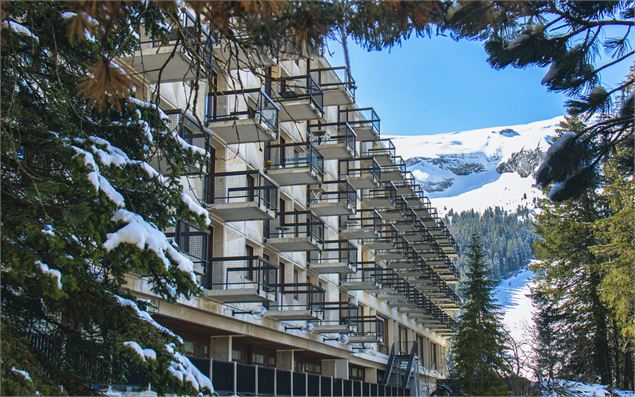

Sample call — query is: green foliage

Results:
[531,117,634,390]
[451,235,510,396]
[1,2,210,395]
[445,206,535,280]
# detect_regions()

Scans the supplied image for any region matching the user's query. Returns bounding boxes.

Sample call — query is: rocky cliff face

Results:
[495,147,545,178]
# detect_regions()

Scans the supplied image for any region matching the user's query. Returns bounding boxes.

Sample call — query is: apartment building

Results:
[120,9,461,397]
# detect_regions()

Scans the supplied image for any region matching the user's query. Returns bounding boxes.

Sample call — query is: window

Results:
[350,365,365,381]
[246,173,255,202]
[399,326,408,354]
[293,269,299,300]
[432,343,438,370]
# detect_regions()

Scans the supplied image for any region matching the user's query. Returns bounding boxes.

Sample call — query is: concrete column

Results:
[276,349,294,371]
[211,336,232,362]
[321,359,349,379]
[364,367,378,383]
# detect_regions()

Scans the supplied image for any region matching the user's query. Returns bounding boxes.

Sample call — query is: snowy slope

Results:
[389,116,564,214]
[494,267,536,379]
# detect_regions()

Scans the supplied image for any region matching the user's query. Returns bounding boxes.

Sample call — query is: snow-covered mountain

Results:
[390,116,564,214]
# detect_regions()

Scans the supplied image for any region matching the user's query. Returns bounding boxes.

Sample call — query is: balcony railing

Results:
[339,157,381,190]
[310,301,360,334]
[361,182,397,209]
[308,240,358,274]
[266,283,326,321]
[276,74,324,121]
[379,156,407,183]
[208,170,278,221]
[163,109,211,175]
[339,209,382,240]
[361,139,396,166]
[165,221,208,283]
[340,262,382,291]
[308,180,357,217]
[124,9,213,83]
[265,141,324,186]
[205,88,279,143]
[343,316,385,344]
[204,255,278,303]
[308,122,357,160]
[338,107,380,141]
[265,210,324,251]
[309,65,356,106]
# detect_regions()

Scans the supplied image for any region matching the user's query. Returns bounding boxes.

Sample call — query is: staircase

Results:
[383,342,419,393]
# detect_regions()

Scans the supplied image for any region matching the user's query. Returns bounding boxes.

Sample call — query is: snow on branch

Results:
[71,146,125,207]
[35,260,62,289]
[165,343,214,394]
[104,210,197,282]
[114,295,182,341]
[123,340,157,362]
[2,20,39,43]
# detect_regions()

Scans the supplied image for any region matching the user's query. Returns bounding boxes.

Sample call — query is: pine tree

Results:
[451,235,510,396]
[1,2,212,395]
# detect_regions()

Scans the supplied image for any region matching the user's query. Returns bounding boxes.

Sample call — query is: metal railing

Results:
[139,9,213,69]
[277,74,324,113]
[205,88,279,134]
[265,141,325,179]
[270,283,326,316]
[339,157,381,183]
[308,240,358,269]
[361,138,396,160]
[339,209,382,235]
[209,170,278,211]
[309,65,356,99]
[265,210,325,244]
[165,221,208,284]
[339,107,380,138]
[341,261,382,286]
[362,183,398,207]
[308,122,357,156]
[309,180,357,209]
[207,255,278,296]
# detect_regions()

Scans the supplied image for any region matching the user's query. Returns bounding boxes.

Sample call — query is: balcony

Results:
[339,108,380,141]
[309,122,357,160]
[379,156,407,183]
[360,139,396,167]
[361,183,397,208]
[310,65,355,106]
[362,224,397,250]
[161,109,211,175]
[205,89,279,144]
[265,142,324,186]
[208,170,277,222]
[339,209,381,240]
[308,240,358,275]
[265,210,324,252]
[122,10,212,83]
[340,262,382,291]
[166,221,209,282]
[340,157,381,190]
[308,181,356,217]
[311,302,359,334]
[394,208,417,233]
[275,75,324,121]
[379,197,408,222]
[345,316,385,344]
[204,256,277,303]
[266,283,325,321]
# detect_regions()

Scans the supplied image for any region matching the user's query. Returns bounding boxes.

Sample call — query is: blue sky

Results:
[328,35,631,135]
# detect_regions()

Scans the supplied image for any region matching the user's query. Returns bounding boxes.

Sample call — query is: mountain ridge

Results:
[389,116,564,214]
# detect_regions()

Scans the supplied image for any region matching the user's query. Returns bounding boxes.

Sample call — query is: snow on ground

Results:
[390,116,562,163]
[432,172,542,215]
[494,267,536,379]
[543,379,635,397]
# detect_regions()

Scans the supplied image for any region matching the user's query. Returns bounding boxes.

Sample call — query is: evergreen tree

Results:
[451,235,509,396]
[1,2,213,395]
